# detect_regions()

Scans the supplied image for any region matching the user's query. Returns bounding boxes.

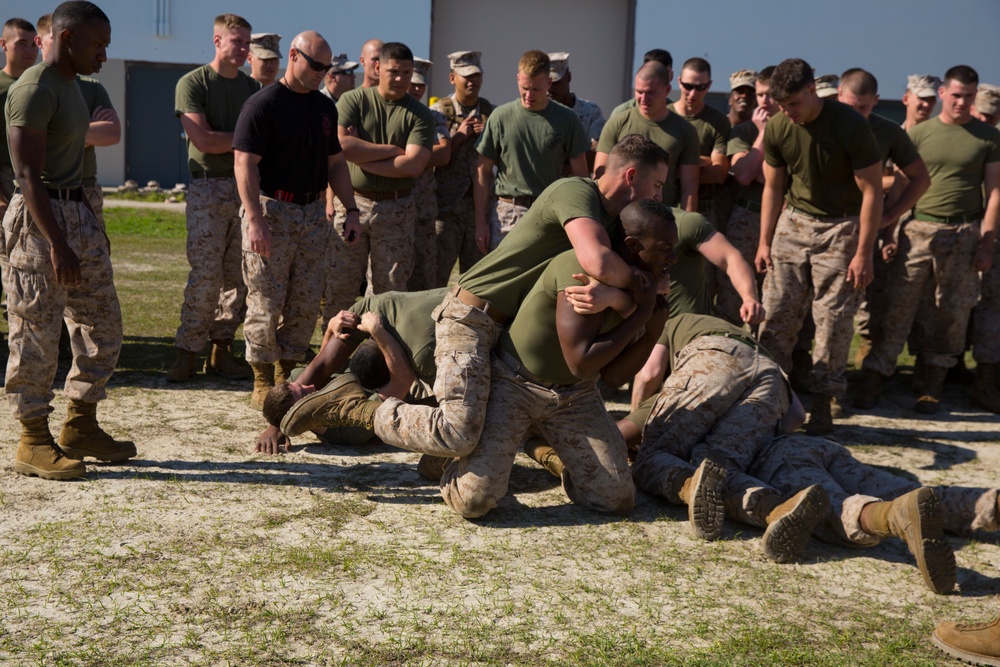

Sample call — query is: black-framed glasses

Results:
[679,80,711,92]
[297,49,333,73]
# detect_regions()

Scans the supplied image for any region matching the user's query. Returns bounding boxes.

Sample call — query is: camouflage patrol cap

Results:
[976,83,1000,116]
[448,50,482,76]
[814,74,839,98]
[330,53,359,75]
[907,74,941,98]
[729,69,757,91]
[249,33,281,60]
[548,52,570,82]
[413,57,432,85]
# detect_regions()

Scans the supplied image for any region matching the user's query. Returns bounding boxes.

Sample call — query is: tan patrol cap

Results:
[730,69,757,91]
[976,83,1000,116]
[330,53,359,75]
[548,52,570,82]
[249,33,281,60]
[413,57,432,85]
[448,50,482,76]
[814,74,839,98]
[907,74,942,98]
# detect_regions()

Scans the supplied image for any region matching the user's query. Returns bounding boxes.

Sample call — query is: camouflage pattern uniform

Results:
[751,434,1000,546]
[571,97,606,147]
[714,202,762,325]
[1,195,122,420]
[242,197,329,364]
[176,177,248,351]
[431,93,492,286]
[439,353,634,518]
[408,109,450,291]
[373,288,501,457]
[973,243,1000,365]
[631,335,788,526]
[0,164,17,216]
[490,198,530,250]
[863,219,981,376]
[757,208,863,397]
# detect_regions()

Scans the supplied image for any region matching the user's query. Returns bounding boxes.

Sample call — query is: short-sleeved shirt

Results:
[337,86,435,192]
[727,120,764,204]
[78,76,114,181]
[175,64,260,175]
[432,93,495,213]
[910,116,1000,218]
[764,100,881,217]
[501,250,622,385]
[459,177,616,319]
[670,102,730,157]
[346,288,447,383]
[0,70,19,169]
[657,312,773,373]
[869,113,920,171]
[667,209,717,318]
[597,107,700,206]
[572,96,606,144]
[5,62,89,189]
[610,98,636,118]
[232,83,342,195]
[476,99,588,198]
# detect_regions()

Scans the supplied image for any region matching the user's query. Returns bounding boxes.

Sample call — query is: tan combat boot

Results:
[59,399,137,461]
[932,615,1000,666]
[854,337,873,368]
[274,359,297,386]
[916,366,948,415]
[524,437,565,478]
[757,485,830,563]
[862,487,956,594]
[15,416,87,480]
[973,362,1000,414]
[204,339,253,380]
[805,394,833,435]
[280,373,382,436]
[165,348,198,382]
[676,456,727,541]
[417,454,452,482]
[251,362,275,411]
[852,368,883,409]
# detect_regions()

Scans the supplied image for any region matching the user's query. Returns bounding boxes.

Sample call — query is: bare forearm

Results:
[857,193,882,259]
[601,317,666,388]
[298,339,356,387]
[340,136,404,164]
[699,155,730,185]
[86,120,120,147]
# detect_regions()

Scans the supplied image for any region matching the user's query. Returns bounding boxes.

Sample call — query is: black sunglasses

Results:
[679,80,711,92]
[297,49,332,73]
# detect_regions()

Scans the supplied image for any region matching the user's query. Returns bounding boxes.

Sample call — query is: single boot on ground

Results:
[677,455,727,541]
[166,347,198,383]
[758,484,830,563]
[15,416,87,480]
[932,614,1000,667]
[251,362,275,411]
[204,339,253,380]
[916,366,949,415]
[59,400,137,462]
[852,368,884,409]
[973,363,1000,414]
[805,394,834,435]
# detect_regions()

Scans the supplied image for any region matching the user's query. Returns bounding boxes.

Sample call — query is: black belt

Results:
[913,211,981,224]
[711,331,762,353]
[263,189,323,205]
[737,198,761,214]
[788,205,857,221]
[497,195,536,207]
[355,188,412,202]
[190,170,235,179]
[47,187,84,202]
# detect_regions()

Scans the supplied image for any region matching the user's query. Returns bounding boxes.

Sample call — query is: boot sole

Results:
[915,396,941,415]
[280,373,360,437]
[762,485,830,563]
[897,488,956,594]
[931,629,1000,667]
[14,460,86,480]
[688,457,726,541]
[61,445,137,462]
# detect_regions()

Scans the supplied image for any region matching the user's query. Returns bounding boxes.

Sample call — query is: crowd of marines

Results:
[3,3,1000,662]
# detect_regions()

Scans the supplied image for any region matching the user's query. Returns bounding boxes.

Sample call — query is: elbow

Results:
[734,171,754,187]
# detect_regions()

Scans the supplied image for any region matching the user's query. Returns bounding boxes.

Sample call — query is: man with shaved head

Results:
[0,17,38,215]
[233,30,361,410]
[359,38,382,89]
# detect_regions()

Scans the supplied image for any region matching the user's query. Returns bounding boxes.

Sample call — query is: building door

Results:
[125,61,196,188]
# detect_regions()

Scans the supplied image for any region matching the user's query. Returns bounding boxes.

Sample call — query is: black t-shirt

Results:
[232,82,342,195]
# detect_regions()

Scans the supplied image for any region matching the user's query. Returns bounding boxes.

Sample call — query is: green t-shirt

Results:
[610,98,636,117]
[174,64,259,175]
[459,177,616,319]
[346,288,447,384]
[657,312,771,373]
[869,112,919,170]
[501,250,622,385]
[476,99,587,197]
[909,116,1000,218]
[5,62,89,189]
[727,120,763,204]
[337,86,436,191]
[667,209,716,318]
[78,76,113,181]
[597,107,700,206]
[0,70,18,169]
[763,99,881,217]
[670,102,730,157]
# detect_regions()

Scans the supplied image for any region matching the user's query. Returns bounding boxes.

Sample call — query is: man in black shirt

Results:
[233,30,360,409]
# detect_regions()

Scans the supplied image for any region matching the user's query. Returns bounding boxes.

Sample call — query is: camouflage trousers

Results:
[440,354,635,518]
[751,434,1000,547]
[489,198,529,251]
[863,218,980,377]
[0,164,16,220]
[434,194,484,287]
[973,242,1000,364]
[854,236,896,343]
[373,288,502,457]
[1,194,122,420]
[324,193,416,317]
[631,336,789,528]
[757,208,862,397]
[715,203,763,326]
[408,170,439,292]
[83,183,105,230]
[175,177,247,352]
[241,197,329,364]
